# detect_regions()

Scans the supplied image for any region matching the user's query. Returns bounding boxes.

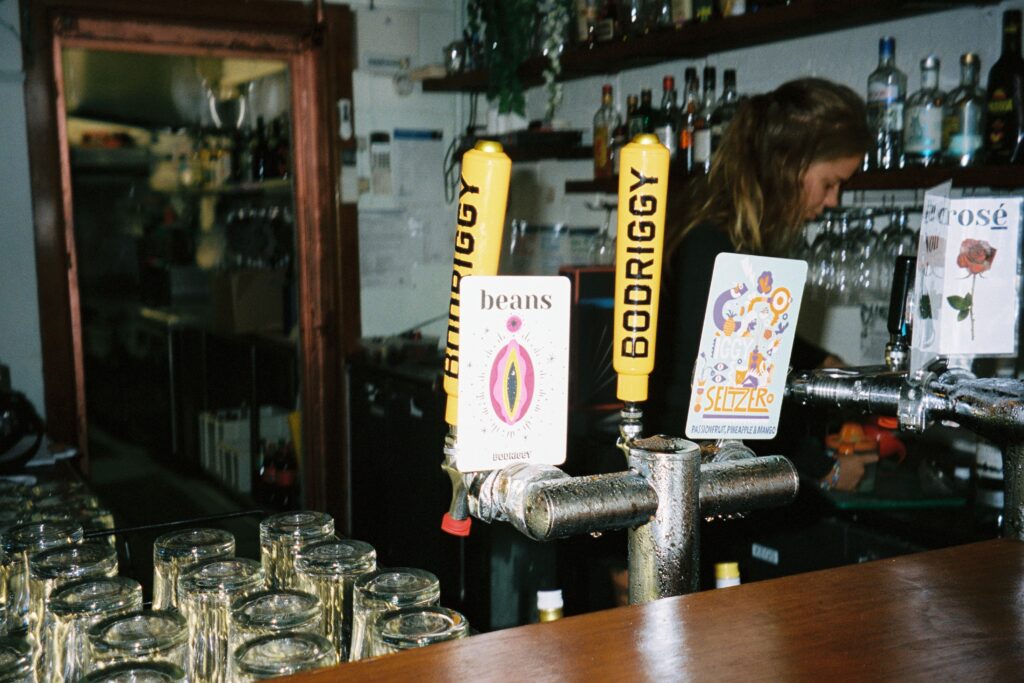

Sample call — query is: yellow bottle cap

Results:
[474,140,504,154]
[630,133,661,146]
[617,374,648,403]
[715,562,740,580]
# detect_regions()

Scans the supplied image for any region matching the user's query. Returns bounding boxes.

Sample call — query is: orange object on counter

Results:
[825,419,906,462]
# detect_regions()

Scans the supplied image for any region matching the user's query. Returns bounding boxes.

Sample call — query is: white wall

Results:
[0,0,45,415]
[0,1,1018,414]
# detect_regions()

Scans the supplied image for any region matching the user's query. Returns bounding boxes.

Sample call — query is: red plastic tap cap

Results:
[441,512,471,537]
[877,416,899,430]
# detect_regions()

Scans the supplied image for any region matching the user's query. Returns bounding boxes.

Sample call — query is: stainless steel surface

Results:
[521,472,658,540]
[699,456,799,519]
[785,365,1024,540]
[627,436,701,603]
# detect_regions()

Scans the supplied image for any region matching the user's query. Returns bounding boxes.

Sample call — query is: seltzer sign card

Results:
[685,253,807,440]
[912,183,1022,371]
[456,276,570,472]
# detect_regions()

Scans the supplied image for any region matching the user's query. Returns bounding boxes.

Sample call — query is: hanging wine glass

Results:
[808,209,836,302]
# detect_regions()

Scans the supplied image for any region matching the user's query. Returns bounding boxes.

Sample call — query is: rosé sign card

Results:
[456,276,570,472]
[685,253,807,440]
[912,183,1022,369]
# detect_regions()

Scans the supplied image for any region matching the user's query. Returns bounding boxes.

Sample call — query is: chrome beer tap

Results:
[439,136,801,604]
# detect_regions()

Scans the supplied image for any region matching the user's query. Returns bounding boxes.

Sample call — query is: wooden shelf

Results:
[423,0,994,93]
[843,165,1024,191]
[565,165,1024,194]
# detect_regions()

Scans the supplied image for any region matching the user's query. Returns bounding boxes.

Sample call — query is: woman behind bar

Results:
[649,77,874,492]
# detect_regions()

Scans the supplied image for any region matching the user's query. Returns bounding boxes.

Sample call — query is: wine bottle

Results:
[985,9,1024,164]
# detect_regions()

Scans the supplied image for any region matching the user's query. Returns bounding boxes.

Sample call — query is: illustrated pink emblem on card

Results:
[489,329,535,425]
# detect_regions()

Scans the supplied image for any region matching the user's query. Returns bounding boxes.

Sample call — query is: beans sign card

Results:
[685,253,807,440]
[456,276,570,472]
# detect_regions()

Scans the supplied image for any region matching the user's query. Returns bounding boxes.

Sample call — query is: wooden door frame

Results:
[23,0,359,524]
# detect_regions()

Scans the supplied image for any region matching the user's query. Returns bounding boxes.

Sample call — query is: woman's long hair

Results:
[668,77,870,256]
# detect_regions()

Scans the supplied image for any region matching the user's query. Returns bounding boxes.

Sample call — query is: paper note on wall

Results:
[685,253,807,440]
[912,183,1022,371]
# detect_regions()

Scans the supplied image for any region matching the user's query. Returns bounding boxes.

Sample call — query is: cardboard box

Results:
[210,269,285,335]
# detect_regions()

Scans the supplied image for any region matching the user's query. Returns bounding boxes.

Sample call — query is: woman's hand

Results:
[822,453,879,492]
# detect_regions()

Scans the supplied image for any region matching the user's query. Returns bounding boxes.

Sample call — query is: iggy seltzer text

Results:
[442,141,512,426]
[613,134,670,404]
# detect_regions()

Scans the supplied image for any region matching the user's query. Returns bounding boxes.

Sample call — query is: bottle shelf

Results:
[565,165,1024,194]
[422,0,995,93]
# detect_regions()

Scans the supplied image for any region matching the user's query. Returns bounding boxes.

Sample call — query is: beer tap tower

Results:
[439,137,799,605]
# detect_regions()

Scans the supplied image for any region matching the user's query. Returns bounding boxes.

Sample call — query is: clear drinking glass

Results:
[368,606,469,657]
[228,589,321,674]
[178,557,264,683]
[152,528,236,611]
[0,635,31,682]
[232,632,337,681]
[2,521,84,633]
[294,539,376,661]
[348,568,440,662]
[28,542,118,674]
[79,661,185,682]
[45,577,143,683]
[258,511,333,590]
[87,609,188,672]
[808,210,836,301]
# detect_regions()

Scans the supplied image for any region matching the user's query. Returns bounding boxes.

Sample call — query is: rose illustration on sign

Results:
[489,317,535,425]
[946,238,996,340]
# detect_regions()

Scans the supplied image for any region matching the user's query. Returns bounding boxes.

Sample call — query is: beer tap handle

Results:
[439,140,512,536]
[612,134,670,435]
[885,256,916,372]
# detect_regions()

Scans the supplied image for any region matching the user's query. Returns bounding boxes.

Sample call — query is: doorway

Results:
[24,0,358,579]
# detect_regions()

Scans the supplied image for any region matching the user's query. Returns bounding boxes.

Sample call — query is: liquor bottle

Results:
[575,0,597,46]
[671,0,692,27]
[620,0,645,37]
[692,66,717,174]
[943,53,986,167]
[866,37,907,170]
[595,0,620,42]
[985,9,1024,164]
[629,88,655,138]
[904,55,945,167]
[652,0,673,29]
[593,84,621,178]
[613,95,638,174]
[275,114,291,179]
[710,68,739,154]
[693,0,715,22]
[537,590,564,622]
[653,76,680,160]
[678,67,699,173]
[714,562,741,588]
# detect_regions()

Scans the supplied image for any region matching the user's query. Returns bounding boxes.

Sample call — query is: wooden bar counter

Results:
[282,539,1024,682]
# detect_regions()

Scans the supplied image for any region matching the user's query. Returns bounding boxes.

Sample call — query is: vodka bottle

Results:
[866,37,907,170]
[904,55,945,167]
[692,66,717,174]
[593,84,621,178]
[654,76,680,160]
[678,67,700,173]
[985,9,1024,163]
[943,53,985,167]
[710,68,739,154]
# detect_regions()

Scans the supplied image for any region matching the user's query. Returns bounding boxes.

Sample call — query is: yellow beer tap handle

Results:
[441,140,512,427]
[612,134,670,404]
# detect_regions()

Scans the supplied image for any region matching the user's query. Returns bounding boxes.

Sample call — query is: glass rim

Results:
[234,631,336,677]
[178,557,264,595]
[88,609,188,654]
[79,660,185,682]
[231,589,321,631]
[354,567,440,606]
[376,605,469,649]
[29,541,117,579]
[2,520,84,553]
[48,576,143,616]
[259,511,334,541]
[153,527,235,561]
[294,538,376,576]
